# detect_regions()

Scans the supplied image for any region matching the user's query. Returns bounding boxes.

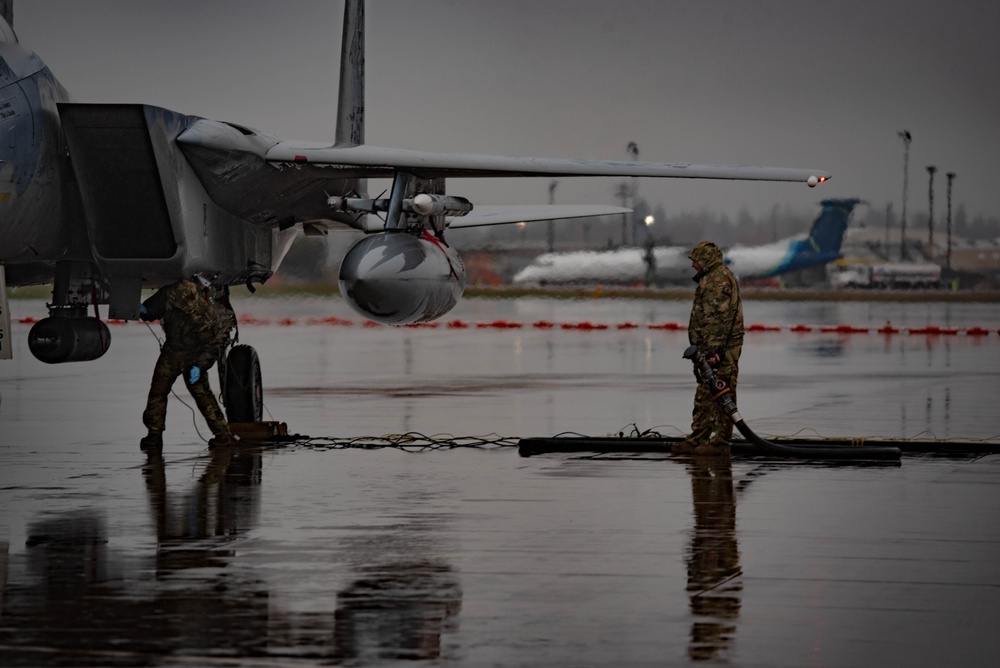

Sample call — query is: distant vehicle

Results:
[829,262,942,289]
[513,198,861,286]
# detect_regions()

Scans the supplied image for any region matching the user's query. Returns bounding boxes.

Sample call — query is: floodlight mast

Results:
[898,130,912,261]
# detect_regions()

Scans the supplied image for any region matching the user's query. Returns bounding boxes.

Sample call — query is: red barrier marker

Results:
[562,322,608,330]
[310,316,353,326]
[185,316,997,337]
[821,324,869,333]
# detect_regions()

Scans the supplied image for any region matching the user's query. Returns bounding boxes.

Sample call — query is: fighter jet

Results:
[0,0,829,421]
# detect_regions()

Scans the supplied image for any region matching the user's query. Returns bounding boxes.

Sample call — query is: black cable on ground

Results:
[253,432,520,452]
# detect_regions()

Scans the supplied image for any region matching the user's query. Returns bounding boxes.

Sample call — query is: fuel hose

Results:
[684,345,901,461]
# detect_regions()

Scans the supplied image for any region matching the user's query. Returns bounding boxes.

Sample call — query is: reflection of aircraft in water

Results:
[0,446,464,662]
[513,199,861,286]
[0,0,830,416]
[683,456,742,662]
[0,451,272,662]
[334,560,462,662]
[143,448,262,563]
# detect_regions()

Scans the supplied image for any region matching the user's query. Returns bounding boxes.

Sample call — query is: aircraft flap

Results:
[447,205,630,229]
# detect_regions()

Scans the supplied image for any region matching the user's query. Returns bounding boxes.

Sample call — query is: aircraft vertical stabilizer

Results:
[809,198,861,255]
[335,0,364,147]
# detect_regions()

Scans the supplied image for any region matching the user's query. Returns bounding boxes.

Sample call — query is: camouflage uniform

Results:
[141,280,231,445]
[681,241,744,453]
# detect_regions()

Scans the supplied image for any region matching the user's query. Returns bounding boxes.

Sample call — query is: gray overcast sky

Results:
[14,0,1000,226]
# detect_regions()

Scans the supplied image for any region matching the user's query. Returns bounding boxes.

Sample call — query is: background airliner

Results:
[513,199,861,286]
[0,0,828,420]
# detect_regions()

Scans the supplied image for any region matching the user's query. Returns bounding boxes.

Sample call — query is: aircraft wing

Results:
[265,142,831,183]
[177,119,829,232]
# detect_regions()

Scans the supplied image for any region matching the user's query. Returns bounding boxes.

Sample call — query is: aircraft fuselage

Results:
[0,33,78,285]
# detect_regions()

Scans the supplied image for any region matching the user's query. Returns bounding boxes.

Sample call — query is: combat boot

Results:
[671,439,699,454]
[208,432,237,448]
[693,442,730,457]
[140,431,163,451]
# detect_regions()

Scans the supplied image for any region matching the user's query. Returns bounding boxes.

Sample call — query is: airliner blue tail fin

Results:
[807,198,861,255]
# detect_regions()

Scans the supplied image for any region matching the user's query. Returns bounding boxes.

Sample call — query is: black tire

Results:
[224,344,263,423]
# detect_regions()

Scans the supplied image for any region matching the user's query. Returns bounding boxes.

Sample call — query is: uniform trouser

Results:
[688,345,741,446]
[142,348,229,436]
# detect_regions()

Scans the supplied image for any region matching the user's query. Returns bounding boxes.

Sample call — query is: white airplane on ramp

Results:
[513,199,861,286]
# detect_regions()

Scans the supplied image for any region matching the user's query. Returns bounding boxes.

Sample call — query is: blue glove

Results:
[139,303,147,315]
[188,366,201,384]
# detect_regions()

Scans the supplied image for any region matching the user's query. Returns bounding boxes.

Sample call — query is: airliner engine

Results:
[339,230,467,325]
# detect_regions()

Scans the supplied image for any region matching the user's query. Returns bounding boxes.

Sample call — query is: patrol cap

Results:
[688,240,719,260]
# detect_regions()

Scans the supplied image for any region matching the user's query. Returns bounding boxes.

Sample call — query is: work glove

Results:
[187,366,201,385]
[139,303,151,321]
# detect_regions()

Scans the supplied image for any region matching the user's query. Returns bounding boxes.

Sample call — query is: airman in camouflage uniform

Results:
[139,279,234,451]
[673,241,744,456]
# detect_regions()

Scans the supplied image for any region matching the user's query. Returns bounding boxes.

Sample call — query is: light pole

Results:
[926,165,937,257]
[625,142,640,246]
[898,130,912,261]
[946,172,956,272]
[547,180,558,253]
[884,202,893,255]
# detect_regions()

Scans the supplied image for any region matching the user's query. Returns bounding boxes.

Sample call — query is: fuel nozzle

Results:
[682,345,740,421]
[683,345,715,385]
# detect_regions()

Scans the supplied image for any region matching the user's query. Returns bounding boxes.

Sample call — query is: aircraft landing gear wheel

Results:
[224,344,263,423]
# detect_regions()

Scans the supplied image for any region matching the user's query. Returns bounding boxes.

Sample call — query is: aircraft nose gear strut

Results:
[683,345,901,461]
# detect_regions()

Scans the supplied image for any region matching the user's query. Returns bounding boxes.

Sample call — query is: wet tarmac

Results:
[1,296,999,666]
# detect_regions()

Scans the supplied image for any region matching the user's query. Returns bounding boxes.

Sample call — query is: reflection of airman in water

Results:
[139,447,273,653]
[685,455,742,662]
[143,449,462,661]
[143,446,260,548]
